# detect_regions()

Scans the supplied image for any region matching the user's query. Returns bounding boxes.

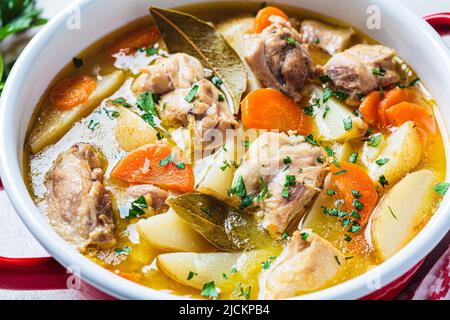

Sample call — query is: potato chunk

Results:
[371,170,435,260]
[196,142,237,200]
[28,71,125,153]
[137,210,214,252]
[312,86,367,142]
[368,122,422,186]
[157,252,242,291]
[115,107,158,152]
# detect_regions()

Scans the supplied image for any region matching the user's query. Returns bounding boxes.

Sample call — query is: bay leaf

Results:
[167,193,271,252]
[149,7,247,114]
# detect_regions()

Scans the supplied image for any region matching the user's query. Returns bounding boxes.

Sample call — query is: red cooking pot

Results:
[0,12,448,301]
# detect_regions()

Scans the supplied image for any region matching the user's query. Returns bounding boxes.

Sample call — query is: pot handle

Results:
[0,183,70,290]
[0,12,449,293]
[424,12,450,35]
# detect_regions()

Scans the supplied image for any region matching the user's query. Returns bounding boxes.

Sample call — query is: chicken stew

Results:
[25,2,448,300]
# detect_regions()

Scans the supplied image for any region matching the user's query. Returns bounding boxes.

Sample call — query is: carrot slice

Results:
[359,91,381,126]
[110,143,194,193]
[241,88,311,135]
[108,26,160,57]
[50,75,97,110]
[385,102,436,135]
[378,88,415,126]
[254,6,288,33]
[330,162,378,227]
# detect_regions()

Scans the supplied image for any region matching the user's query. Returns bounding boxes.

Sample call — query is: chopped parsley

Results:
[323,105,331,118]
[72,57,83,68]
[368,133,383,147]
[378,175,389,188]
[104,108,120,119]
[201,281,220,300]
[218,94,224,102]
[283,156,292,165]
[230,176,254,208]
[375,158,390,167]
[313,37,320,44]
[324,146,334,157]
[305,134,318,146]
[343,116,353,131]
[261,256,277,269]
[285,37,298,45]
[230,176,247,198]
[87,120,99,131]
[211,76,223,87]
[114,246,132,255]
[350,210,361,220]
[281,232,290,240]
[300,232,309,241]
[256,177,270,202]
[176,161,186,170]
[240,194,254,208]
[327,188,336,196]
[372,67,386,76]
[145,47,157,55]
[409,78,420,86]
[125,196,148,219]
[352,190,362,199]
[353,199,364,211]
[233,282,251,300]
[344,234,352,242]
[159,152,176,167]
[282,175,296,199]
[112,97,132,108]
[303,105,314,116]
[141,113,156,127]
[348,152,358,164]
[185,84,199,103]
[434,182,450,196]
[319,74,331,84]
[333,169,348,176]
[349,222,362,233]
[333,90,349,101]
[137,92,159,115]
[187,271,198,281]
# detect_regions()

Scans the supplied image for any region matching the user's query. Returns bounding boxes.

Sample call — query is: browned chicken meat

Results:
[132,53,205,95]
[231,132,328,234]
[245,21,313,101]
[300,19,356,54]
[46,143,115,252]
[159,79,238,144]
[320,44,400,97]
[259,230,344,299]
[127,184,169,213]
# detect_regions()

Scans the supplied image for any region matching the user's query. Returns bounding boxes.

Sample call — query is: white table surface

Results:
[1,0,449,300]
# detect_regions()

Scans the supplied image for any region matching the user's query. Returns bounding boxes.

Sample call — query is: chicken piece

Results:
[245,21,313,101]
[232,132,328,234]
[321,44,400,98]
[159,79,237,142]
[46,144,115,252]
[259,230,344,299]
[132,53,205,95]
[300,19,356,54]
[127,184,169,213]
